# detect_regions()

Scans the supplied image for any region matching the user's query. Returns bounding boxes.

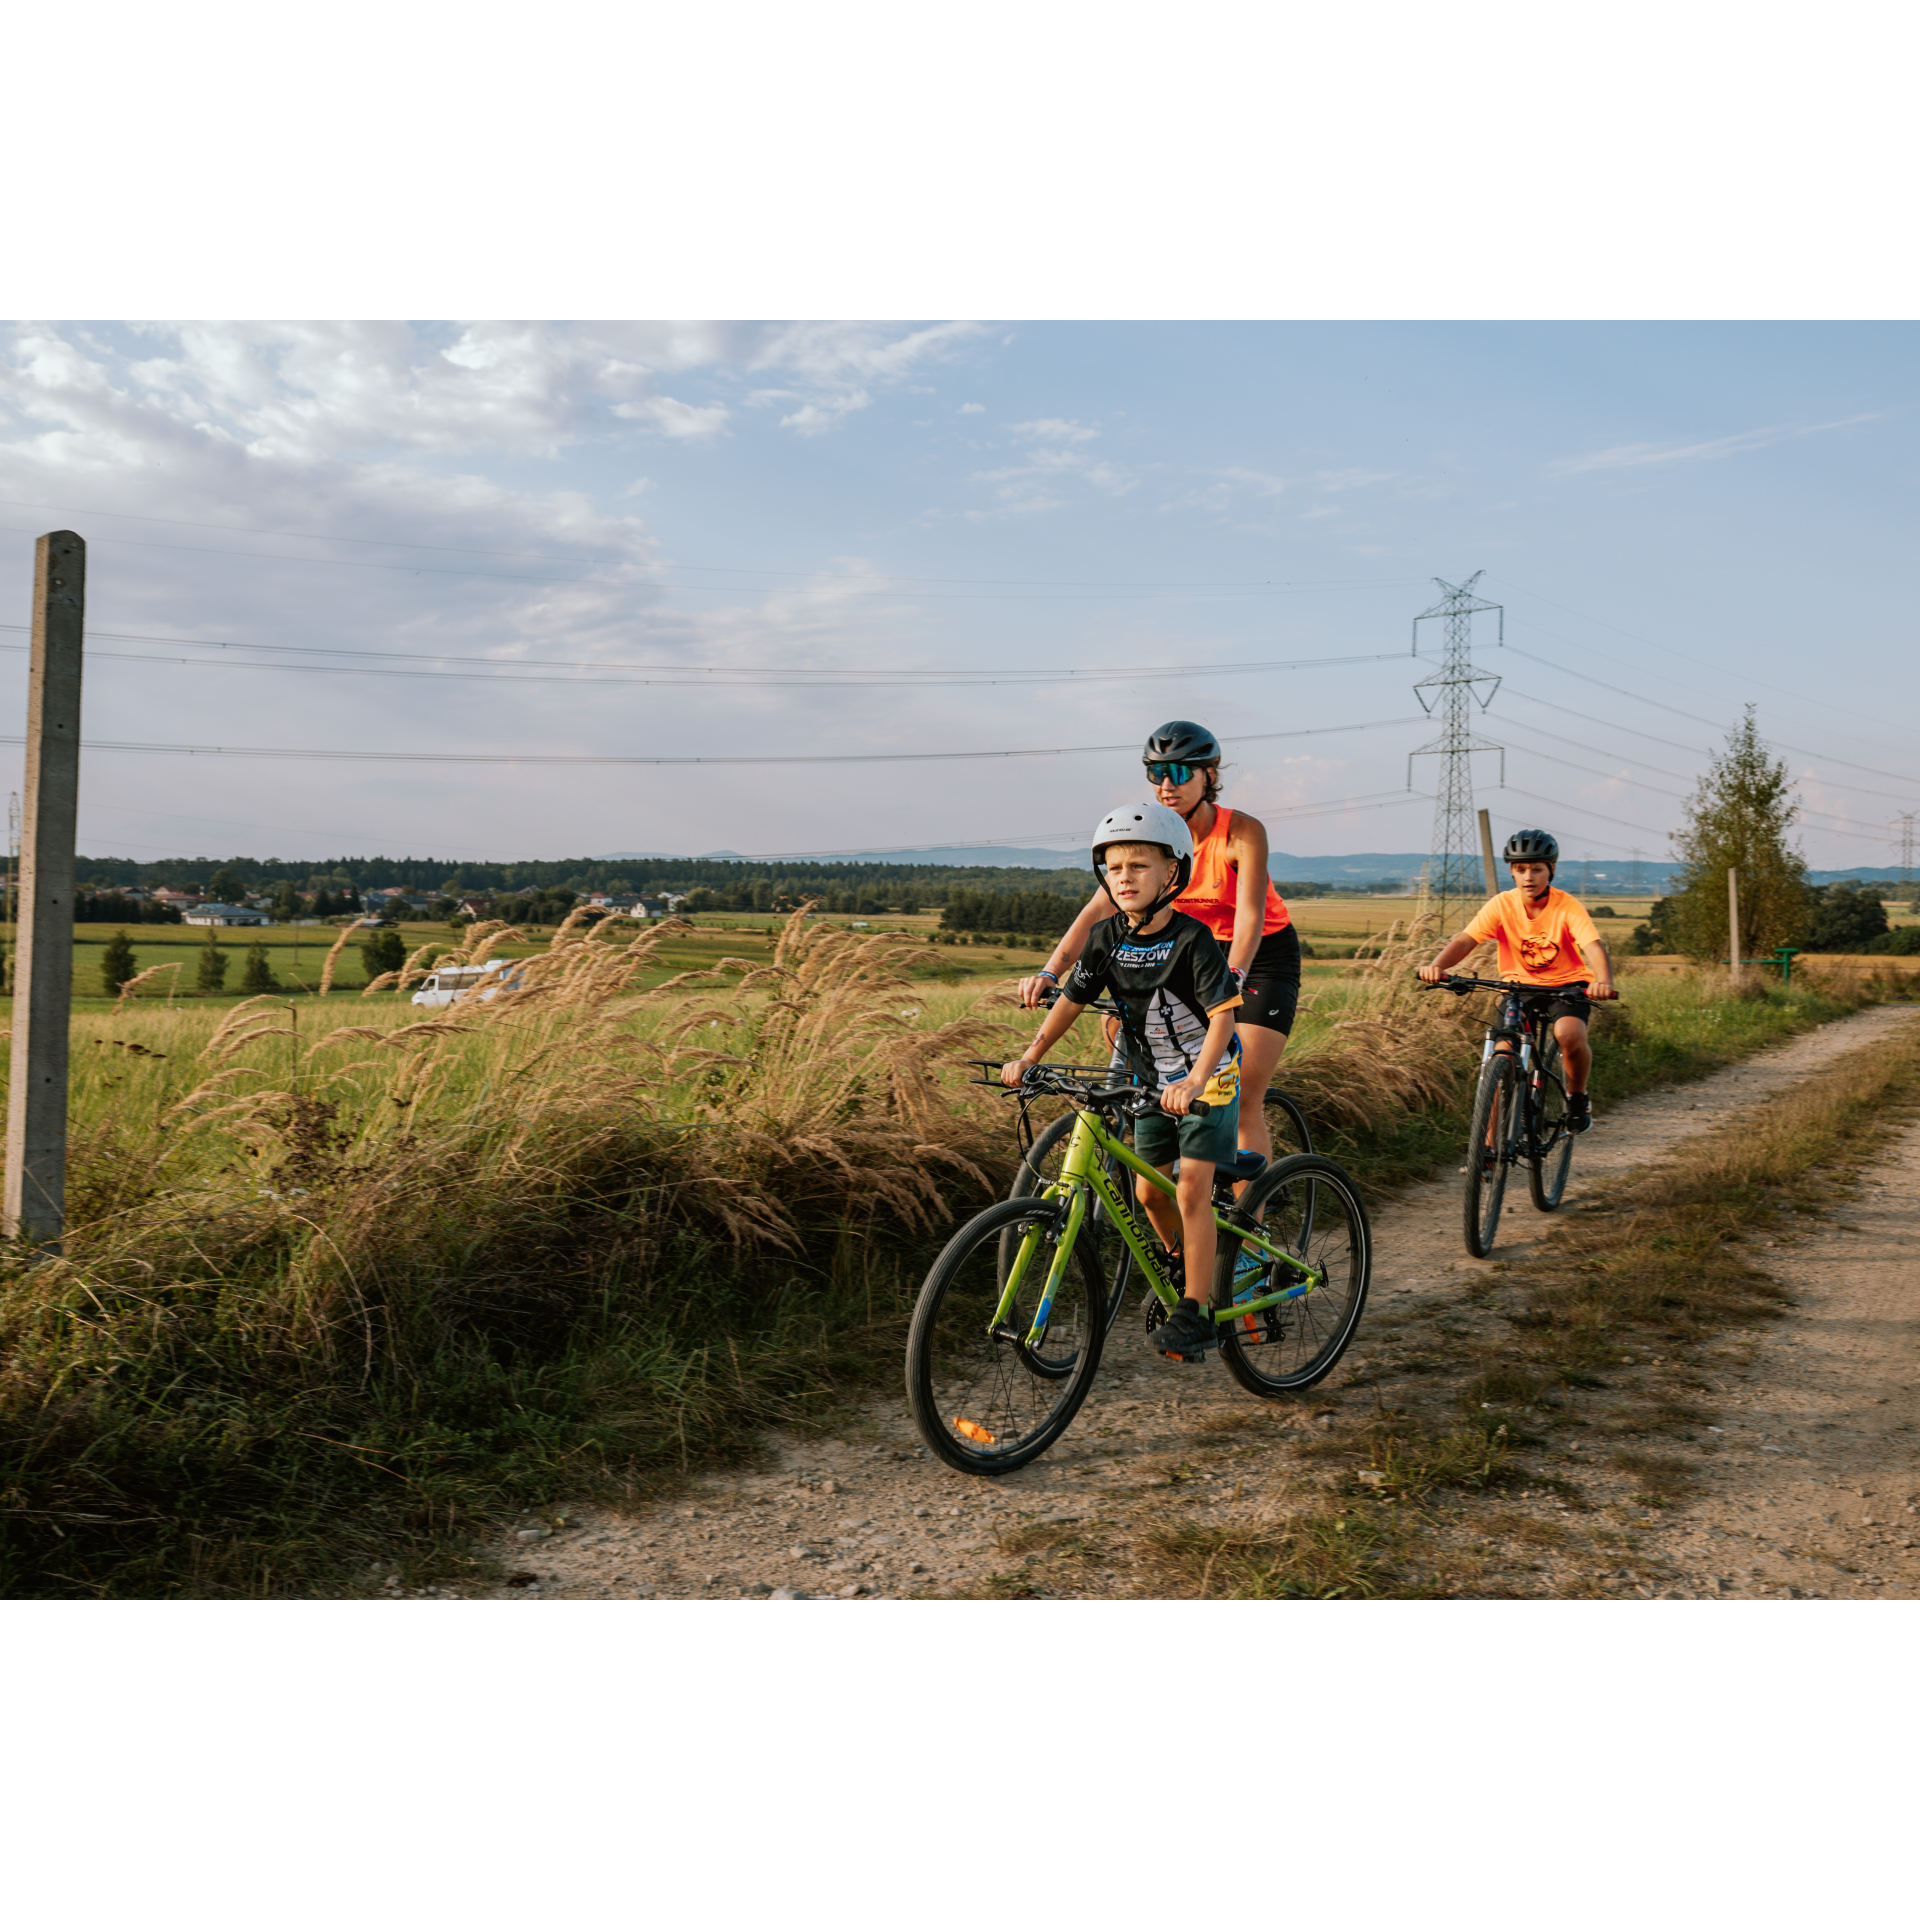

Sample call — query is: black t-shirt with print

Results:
[1064,909,1244,1091]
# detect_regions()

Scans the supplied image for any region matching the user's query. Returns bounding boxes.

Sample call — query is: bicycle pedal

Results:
[1160,1348,1205,1364]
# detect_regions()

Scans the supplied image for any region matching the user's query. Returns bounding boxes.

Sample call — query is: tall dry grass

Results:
[0,908,1021,1594]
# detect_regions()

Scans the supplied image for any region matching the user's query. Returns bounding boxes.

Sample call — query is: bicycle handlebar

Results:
[1036,986,1123,1017]
[968,1059,1209,1115]
[1417,974,1623,1005]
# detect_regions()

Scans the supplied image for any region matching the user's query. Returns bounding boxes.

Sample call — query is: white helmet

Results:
[1091,799,1194,909]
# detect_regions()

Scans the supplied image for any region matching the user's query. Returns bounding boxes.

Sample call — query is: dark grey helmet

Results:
[1143,720,1221,768]
[1502,828,1560,865]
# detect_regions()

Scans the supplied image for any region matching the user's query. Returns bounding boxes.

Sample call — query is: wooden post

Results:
[1728,868,1741,976]
[1477,808,1500,897]
[5,534,85,1248]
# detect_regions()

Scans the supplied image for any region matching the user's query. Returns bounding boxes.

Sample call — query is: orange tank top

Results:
[1179,805,1290,943]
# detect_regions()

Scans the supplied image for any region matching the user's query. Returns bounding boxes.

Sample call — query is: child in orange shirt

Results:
[1417,828,1618,1131]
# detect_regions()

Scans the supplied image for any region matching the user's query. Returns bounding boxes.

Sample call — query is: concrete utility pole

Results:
[5,534,85,1248]
[1728,868,1741,976]
[1476,807,1500,897]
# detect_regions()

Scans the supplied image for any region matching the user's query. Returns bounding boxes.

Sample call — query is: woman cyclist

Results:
[1018,720,1301,1167]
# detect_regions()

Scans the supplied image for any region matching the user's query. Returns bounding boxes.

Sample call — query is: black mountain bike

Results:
[1422,975,1599,1259]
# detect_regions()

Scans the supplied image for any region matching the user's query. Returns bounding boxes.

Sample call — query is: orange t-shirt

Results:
[1461,886,1602,988]
[1178,805,1291,943]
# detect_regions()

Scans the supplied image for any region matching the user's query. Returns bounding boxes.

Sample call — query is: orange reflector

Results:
[953,1418,996,1444]
[1242,1313,1263,1344]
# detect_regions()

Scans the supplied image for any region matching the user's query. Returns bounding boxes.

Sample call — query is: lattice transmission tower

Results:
[1896,811,1917,897]
[1408,573,1504,928]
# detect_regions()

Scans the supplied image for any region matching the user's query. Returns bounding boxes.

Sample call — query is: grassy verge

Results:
[2,900,1914,1598]
[1115,1007,1920,1601]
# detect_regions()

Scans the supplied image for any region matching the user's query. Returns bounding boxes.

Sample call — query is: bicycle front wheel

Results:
[908,1197,1106,1475]
[1216,1154,1370,1395]
[1528,1036,1575,1212]
[1463,1054,1518,1259]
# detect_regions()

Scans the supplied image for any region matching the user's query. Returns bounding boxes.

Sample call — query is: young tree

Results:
[360,927,407,984]
[1669,706,1809,964]
[99,928,138,998]
[196,926,229,994]
[240,940,277,995]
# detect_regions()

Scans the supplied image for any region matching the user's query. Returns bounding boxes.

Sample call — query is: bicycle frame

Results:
[990,1104,1323,1351]
[1481,997,1571,1164]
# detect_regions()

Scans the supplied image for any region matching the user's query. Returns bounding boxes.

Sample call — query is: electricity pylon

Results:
[1408,573,1504,929]
[1896,811,1917,897]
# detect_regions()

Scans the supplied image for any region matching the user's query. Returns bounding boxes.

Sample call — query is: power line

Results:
[0,714,1427,771]
[1503,643,1920,791]
[1485,571,1919,751]
[1500,686,1920,806]
[0,631,1410,692]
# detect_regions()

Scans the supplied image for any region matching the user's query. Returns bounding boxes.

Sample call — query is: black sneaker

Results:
[1567,1091,1593,1134]
[1151,1297,1218,1363]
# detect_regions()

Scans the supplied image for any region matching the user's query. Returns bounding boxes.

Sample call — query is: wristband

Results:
[1037,968,1059,984]
[1229,965,1247,988]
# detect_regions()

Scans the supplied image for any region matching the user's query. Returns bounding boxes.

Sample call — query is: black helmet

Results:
[1143,720,1221,770]
[1503,828,1559,866]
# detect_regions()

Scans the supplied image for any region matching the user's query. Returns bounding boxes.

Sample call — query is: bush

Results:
[195,928,228,995]
[1870,925,1920,956]
[1804,883,1891,952]
[99,930,138,998]
[240,941,276,996]
[360,928,407,984]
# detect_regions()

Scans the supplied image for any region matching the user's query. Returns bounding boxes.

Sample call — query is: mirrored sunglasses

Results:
[1144,761,1198,787]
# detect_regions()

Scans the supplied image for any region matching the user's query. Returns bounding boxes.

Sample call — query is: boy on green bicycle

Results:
[1002,800,1244,1360]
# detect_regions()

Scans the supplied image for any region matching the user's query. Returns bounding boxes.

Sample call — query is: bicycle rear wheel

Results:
[908,1197,1106,1475]
[1528,1036,1575,1212]
[1463,1054,1518,1259]
[1216,1154,1370,1395]
[1261,1087,1313,1160]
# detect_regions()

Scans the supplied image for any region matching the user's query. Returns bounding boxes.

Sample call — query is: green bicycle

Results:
[906,1062,1372,1476]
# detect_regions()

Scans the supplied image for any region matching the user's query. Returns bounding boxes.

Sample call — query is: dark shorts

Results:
[1505,988,1591,1029]
[1223,925,1301,1035]
[1133,1094,1242,1170]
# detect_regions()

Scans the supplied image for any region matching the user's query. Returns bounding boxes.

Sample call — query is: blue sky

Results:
[0,319,1912,874]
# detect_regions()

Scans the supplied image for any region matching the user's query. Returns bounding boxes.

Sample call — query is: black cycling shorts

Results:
[1223,925,1301,1036]
[1506,987,1591,1029]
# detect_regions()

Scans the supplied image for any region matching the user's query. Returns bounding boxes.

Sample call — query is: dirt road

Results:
[447,1002,1920,1601]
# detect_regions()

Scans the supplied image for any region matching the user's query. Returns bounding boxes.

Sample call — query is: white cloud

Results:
[957,401,984,414]
[1547,411,1882,477]
[780,392,872,436]
[1009,417,1099,444]
[611,395,731,439]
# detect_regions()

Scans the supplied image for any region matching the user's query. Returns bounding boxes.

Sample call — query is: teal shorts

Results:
[1132,1092,1240,1171]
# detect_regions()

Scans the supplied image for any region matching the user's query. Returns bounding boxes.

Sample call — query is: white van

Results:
[410,958,523,1008]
